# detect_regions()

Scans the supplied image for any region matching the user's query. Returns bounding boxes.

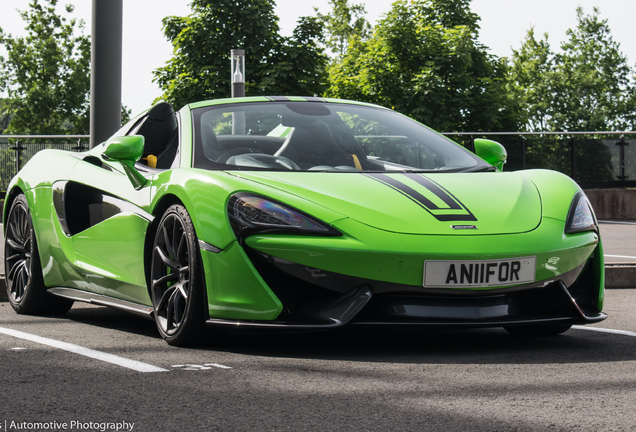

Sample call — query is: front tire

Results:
[4,194,73,314]
[150,204,206,346]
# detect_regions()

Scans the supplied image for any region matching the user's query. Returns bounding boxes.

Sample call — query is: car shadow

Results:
[61,304,636,365]
[64,303,160,339]
[200,324,636,365]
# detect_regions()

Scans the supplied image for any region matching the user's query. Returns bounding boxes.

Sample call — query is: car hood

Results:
[229,171,542,235]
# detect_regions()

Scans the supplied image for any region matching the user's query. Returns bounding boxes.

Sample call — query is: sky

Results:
[1,0,635,116]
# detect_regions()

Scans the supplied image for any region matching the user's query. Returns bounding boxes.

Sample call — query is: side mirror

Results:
[474,138,507,172]
[103,135,144,161]
[102,135,147,189]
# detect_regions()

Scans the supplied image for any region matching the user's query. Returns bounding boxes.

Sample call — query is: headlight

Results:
[228,194,341,240]
[565,192,597,234]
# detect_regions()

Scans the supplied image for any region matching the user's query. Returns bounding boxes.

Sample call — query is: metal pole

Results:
[232,83,245,98]
[230,49,245,98]
[570,136,576,180]
[231,49,245,135]
[521,137,526,170]
[90,0,123,148]
[617,135,627,188]
[15,140,20,174]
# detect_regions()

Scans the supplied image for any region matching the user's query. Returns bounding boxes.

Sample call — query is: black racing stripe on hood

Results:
[365,173,439,209]
[363,173,478,222]
[404,174,462,209]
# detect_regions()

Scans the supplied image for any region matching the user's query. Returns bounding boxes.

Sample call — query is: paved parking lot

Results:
[0,221,636,430]
[598,220,636,264]
[1,290,636,431]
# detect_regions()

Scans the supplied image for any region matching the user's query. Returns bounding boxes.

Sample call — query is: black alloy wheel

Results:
[150,204,205,346]
[4,194,73,314]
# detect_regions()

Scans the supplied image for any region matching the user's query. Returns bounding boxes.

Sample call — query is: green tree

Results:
[316,0,371,57]
[509,29,554,132]
[511,7,636,132]
[326,0,522,132]
[507,8,636,182]
[153,0,328,110]
[0,100,12,134]
[552,7,636,131]
[0,0,91,134]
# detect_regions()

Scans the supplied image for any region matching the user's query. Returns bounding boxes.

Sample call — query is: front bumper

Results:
[202,217,605,328]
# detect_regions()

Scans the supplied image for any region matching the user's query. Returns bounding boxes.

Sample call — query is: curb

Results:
[0,266,634,303]
[605,264,636,289]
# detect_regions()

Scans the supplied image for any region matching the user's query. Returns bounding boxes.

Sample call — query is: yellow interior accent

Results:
[351,154,362,170]
[143,155,157,168]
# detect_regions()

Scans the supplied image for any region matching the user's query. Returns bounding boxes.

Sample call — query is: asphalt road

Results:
[599,221,636,263]
[1,222,636,431]
[1,289,636,432]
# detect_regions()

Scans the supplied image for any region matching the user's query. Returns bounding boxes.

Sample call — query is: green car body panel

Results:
[3,96,605,337]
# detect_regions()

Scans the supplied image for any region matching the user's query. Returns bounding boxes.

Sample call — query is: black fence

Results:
[0,135,89,194]
[1,132,636,196]
[444,132,636,189]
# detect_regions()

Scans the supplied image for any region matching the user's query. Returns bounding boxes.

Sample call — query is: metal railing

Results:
[442,131,636,189]
[1,131,636,196]
[0,135,90,195]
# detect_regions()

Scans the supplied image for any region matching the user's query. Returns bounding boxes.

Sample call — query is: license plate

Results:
[423,257,536,288]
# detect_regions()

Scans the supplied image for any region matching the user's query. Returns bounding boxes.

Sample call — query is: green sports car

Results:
[3,96,606,346]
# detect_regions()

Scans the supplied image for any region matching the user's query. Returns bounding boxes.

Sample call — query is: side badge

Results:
[451,225,478,230]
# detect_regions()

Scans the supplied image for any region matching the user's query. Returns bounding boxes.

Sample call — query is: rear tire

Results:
[150,204,206,346]
[4,194,73,315]
[504,324,572,336]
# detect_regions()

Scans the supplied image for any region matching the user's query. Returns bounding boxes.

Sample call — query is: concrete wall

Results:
[585,188,636,221]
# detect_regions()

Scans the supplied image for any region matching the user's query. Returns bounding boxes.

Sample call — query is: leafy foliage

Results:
[153,0,329,110]
[315,0,370,57]
[508,29,554,132]
[506,8,635,183]
[553,7,636,131]
[510,7,636,132]
[0,0,90,134]
[325,0,523,132]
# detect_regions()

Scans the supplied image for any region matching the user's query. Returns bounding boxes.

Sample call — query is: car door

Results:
[54,155,153,305]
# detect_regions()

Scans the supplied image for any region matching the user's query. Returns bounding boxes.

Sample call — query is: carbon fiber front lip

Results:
[205,315,606,330]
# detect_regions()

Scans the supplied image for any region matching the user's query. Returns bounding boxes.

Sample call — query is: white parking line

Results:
[172,363,232,370]
[0,326,168,373]
[204,363,232,369]
[573,325,636,337]
[605,254,636,260]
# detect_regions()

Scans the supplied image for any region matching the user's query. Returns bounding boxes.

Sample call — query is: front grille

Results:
[353,283,578,324]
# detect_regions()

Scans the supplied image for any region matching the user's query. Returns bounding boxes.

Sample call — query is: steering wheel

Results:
[216,148,263,164]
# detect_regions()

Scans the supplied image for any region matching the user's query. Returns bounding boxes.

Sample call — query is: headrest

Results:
[281,112,318,128]
[281,102,332,127]
[137,102,177,155]
[146,102,174,122]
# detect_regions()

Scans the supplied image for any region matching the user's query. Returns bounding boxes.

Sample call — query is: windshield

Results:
[192,102,489,172]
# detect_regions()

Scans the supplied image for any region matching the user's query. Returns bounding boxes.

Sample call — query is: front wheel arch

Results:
[3,186,25,228]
